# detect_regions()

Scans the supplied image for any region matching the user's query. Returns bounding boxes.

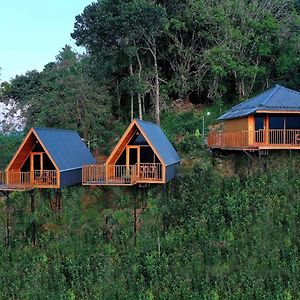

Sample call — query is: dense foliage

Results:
[1,0,300,298]
[0,156,300,298]
[1,0,300,139]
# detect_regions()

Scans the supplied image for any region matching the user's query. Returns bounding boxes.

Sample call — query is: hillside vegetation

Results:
[1,110,300,299]
[1,0,300,299]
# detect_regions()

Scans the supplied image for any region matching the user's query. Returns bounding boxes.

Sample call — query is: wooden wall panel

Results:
[223,117,248,133]
[8,132,37,170]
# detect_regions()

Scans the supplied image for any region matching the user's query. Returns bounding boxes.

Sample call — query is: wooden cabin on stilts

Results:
[208,85,300,153]
[82,118,181,244]
[0,127,95,245]
[82,118,181,186]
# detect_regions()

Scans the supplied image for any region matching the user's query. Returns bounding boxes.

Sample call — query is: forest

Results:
[1,0,300,298]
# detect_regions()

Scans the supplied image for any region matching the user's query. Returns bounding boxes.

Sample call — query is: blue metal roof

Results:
[219,85,300,120]
[34,128,96,171]
[136,119,181,166]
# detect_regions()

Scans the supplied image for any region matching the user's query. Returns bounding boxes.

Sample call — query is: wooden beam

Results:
[106,120,138,166]
[256,110,300,114]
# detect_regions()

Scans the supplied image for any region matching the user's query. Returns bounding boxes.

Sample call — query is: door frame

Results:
[126,146,140,168]
[126,146,140,182]
[30,152,44,183]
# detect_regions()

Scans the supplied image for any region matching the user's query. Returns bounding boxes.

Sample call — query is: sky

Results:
[0,0,94,82]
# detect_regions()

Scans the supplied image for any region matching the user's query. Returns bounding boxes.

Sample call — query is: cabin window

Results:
[116,151,126,165]
[43,153,56,170]
[21,156,30,172]
[269,116,284,129]
[129,131,147,145]
[285,116,300,129]
[255,116,265,131]
[140,146,159,163]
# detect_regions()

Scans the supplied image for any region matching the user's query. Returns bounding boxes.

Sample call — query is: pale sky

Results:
[0,0,94,82]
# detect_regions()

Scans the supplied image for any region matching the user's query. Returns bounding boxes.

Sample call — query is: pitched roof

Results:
[135,119,181,166]
[219,85,300,120]
[34,127,96,171]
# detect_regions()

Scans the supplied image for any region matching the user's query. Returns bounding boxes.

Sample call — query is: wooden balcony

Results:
[208,129,300,150]
[82,163,163,186]
[0,170,58,191]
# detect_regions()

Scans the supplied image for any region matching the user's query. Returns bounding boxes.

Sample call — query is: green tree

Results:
[2,46,111,148]
[72,0,168,125]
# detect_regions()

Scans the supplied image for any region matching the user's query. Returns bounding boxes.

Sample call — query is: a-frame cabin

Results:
[82,119,181,186]
[0,127,95,190]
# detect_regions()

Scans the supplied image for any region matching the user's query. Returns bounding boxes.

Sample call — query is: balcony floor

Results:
[213,144,300,151]
[0,184,33,192]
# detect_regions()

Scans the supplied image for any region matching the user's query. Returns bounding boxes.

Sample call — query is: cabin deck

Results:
[0,170,58,190]
[82,163,163,186]
[208,129,300,151]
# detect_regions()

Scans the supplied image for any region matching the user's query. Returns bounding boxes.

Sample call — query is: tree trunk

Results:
[129,64,134,121]
[116,80,122,118]
[153,43,160,126]
[136,53,143,120]
[142,95,145,114]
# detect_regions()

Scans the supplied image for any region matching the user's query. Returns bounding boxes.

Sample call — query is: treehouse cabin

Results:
[208,85,300,151]
[82,119,181,186]
[0,128,95,190]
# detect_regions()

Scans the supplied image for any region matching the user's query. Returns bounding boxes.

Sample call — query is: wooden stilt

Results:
[133,187,138,247]
[48,190,54,211]
[55,189,61,211]
[2,192,11,249]
[234,152,238,175]
[30,189,36,246]
[162,184,167,234]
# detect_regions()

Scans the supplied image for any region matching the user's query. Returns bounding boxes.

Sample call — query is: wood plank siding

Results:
[223,117,248,133]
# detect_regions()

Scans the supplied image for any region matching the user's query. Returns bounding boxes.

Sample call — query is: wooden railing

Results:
[33,170,57,186]
[208,129,300,149]
[268,129,300,145]
[0,170,57,189]
[208,131,249,148]
[83,164,137,185]
[0,171,31,189]
[139,163,162,181]
[82,163,163,185]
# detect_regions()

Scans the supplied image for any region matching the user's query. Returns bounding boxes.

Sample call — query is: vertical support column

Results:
[30,189,36,246]
[3,192,10,248]
[265,114,269,145]
[133,186,138,247]
[162,184,167,234]
[248,115,255,146]
[55,189,61,211]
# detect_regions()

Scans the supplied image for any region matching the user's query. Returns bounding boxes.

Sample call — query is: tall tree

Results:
[72,0,168,125]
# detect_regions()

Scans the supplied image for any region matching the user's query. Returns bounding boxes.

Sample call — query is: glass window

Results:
[255,116,264,131]
[285,116,300,129]
[269,116,284,129]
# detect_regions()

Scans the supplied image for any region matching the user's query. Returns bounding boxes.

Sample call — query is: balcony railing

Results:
[0,171,31,189]
[33,170,57,186]
[208,129,300,149]
[82,163,163,185]
[139,163,162,181]
[0,170,58,189]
